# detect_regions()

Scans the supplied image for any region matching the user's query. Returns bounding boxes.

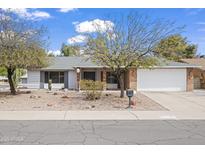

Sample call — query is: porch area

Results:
[76,68,137,91]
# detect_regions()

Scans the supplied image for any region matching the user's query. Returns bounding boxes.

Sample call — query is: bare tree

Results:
[85,12,182,98]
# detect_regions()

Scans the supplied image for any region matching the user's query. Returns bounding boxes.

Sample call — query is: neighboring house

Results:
[0,76,8,83]
[0,74,27,84]
[19,73,28,84]
[25,56,200,92]
[181,58,205,89]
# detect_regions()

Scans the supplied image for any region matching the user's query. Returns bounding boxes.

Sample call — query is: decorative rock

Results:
[91,105,95,108]
[61,95,69,99]
[1,100,7,104]
[64,89,68,92]
[85,106,91,109]
[47,103,53,107]
[33,106,41,108]
[130,100,136,106]
[30,95,37,99]
[53,92,58,95]
[26,91,31,94]
[38,96,41,98]
[105,93,111,96]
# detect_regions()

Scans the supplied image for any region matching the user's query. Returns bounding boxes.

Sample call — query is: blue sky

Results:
[3,8,205,55]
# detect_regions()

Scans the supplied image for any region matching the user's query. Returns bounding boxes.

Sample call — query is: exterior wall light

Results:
[76,68,80,73]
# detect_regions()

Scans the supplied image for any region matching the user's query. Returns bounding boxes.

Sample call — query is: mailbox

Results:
[126,89,134,97]
[126,89,134,109]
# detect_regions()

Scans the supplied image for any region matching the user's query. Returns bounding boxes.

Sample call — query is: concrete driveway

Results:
[142,90,205,117]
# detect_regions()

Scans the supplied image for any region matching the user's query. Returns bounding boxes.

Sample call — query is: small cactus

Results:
[48,79,52,91]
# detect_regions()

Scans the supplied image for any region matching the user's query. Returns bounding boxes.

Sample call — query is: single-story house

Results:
[181,58,205,89]
[0,74,27,84]
[20,73,28,84]
[25,56,200,91]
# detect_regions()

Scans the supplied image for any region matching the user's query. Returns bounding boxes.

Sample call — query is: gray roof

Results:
[41,56,102,71]
[154,61,200,68]
[40,56,200,71]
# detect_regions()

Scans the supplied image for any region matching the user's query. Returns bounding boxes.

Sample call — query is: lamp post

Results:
[76,68,80,91]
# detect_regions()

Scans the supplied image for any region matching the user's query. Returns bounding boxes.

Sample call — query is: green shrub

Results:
[80,80,105,100]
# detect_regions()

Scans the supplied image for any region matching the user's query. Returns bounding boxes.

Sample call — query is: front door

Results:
[84,72,96,81]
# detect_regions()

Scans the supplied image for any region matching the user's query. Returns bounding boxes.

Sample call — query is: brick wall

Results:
[186,68,194,91]
[192,68,205,89]
[126,68,137,90]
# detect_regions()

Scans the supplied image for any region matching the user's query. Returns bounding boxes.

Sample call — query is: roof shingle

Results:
[40,56,200,70]
[181,58,205,70]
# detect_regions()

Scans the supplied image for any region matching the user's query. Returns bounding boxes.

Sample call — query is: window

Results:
[106,72,118,84]
[44,72,64,83]
[60,72,64,83]
[83,72,96,81]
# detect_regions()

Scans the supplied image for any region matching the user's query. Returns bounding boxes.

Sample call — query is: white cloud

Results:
[48,50,61,56]
[58,8,77,13]
[74,19,114,33]
[72,21,79,25]
[1,8,51,20]
[31,11,50,19]
[67,35,87,44]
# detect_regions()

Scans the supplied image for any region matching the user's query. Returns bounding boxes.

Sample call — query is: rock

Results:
[91,105,95,108]
[105,93,111,96]
[0,100,7,104]
[85,106,91,109]
[130,100,136,106]
[64,89,68,92]
[53,92,58,95]
[30,95,37,99]
[30,95,41,99]
[33,106,41,108]
[47,103,53,107]
[26,91,31,94]
[61,95,69,99]
[113,106,121,108]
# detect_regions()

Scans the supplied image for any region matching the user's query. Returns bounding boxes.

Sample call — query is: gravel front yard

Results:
[0,89,167,111]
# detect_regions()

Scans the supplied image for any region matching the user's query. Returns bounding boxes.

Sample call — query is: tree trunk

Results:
[119,74,125,98]
[7,68,16,95]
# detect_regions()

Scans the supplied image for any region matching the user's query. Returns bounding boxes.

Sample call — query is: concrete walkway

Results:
[0,110,205,120]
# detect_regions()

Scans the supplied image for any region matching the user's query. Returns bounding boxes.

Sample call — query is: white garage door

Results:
[68,71,77,89]
[137,69,187,91]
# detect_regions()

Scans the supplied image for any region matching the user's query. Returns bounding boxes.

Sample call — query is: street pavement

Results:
[1,120,205,144]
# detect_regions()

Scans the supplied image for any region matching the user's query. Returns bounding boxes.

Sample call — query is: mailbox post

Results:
[126,89,134,108]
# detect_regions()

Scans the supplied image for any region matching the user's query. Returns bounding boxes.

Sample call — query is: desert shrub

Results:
[80,80,105,100]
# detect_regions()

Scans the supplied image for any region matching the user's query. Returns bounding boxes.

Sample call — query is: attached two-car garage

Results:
[137,68,187,91]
